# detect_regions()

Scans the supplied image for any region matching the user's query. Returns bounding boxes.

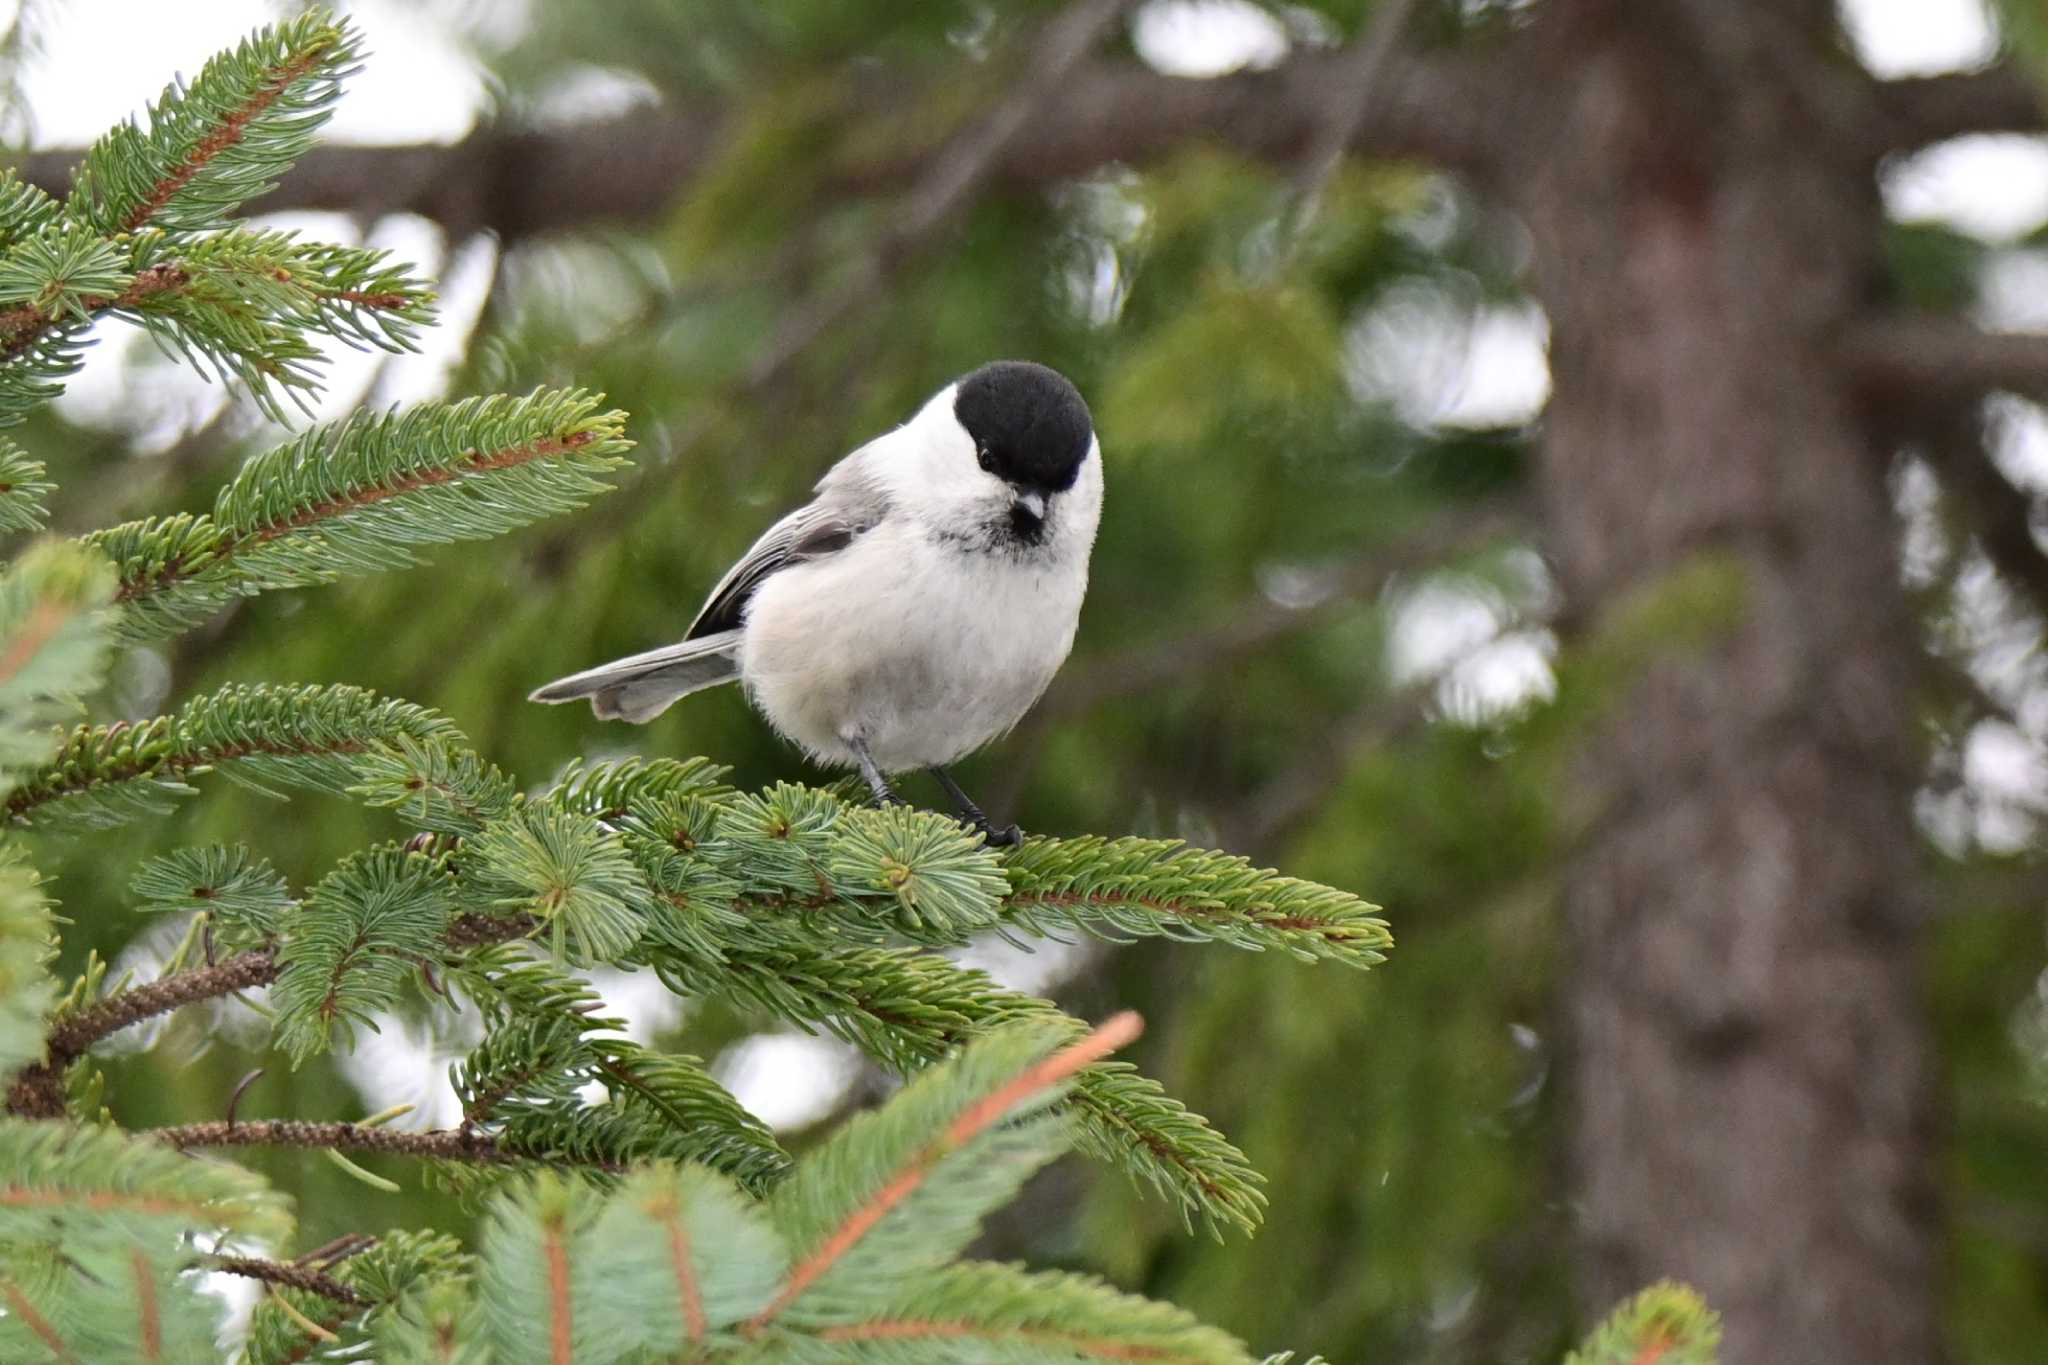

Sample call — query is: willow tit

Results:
[530,360,1101,845]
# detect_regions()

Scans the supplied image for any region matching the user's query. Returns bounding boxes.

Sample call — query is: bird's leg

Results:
[847,736,904,808]
[929,765,1023,847]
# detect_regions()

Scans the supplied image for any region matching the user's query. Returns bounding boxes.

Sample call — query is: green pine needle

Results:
[0,845,54,1075]
[67,10,362,236]
[754,1261,1254,1363]
[1565,1281,1723,1365]
[0,1117,292,1361]
[464,805,647,967]
[0,541,116,796]
[240,1230,469,1365]
[5,682,461,831]
[92,389,631,640]
[269,846,455,1064]
[826,806,1011,939]
[766,1018,1080,1325]
[1001,834,1392,968]
[0,438,55,533]
[671,944,1269,1236]
[129,843,294,944]
[0,174,62,254]
[452,954,791,1193]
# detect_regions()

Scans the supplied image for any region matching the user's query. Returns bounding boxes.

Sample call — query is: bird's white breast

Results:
[736,449,1100,773]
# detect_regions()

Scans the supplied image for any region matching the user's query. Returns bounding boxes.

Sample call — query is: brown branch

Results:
[0,1278,74,1361]
[6,950,278,1118]
[658,1197,707,1342]
[545,1218,574,1365]
[5,915,537,1119]
[207,1255,371,1308]
[1865,62,2047,160]
[15,52,1493,246]
[46,950,279,1061]
[750,1012,1143,1329]
[0,264,190,361]
[152,1118,516,1163]
[1842,316,2048,404]
[131,1250,161,1361]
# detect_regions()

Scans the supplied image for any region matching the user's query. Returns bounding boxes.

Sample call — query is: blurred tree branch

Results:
[12,51,1497,245]
[1841,316,2048,403]
[1865,62,2048,158]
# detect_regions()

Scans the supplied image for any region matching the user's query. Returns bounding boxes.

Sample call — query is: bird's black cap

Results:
[953,360,1093,494]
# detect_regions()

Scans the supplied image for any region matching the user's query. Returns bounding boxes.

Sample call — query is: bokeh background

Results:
[14,0,2048,1358]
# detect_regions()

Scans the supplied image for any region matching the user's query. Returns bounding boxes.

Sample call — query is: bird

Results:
[530,360,1102,846]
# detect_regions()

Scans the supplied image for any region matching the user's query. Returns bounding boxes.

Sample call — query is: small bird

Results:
[530,361,1101,845]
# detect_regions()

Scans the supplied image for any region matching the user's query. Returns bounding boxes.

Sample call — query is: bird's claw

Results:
[963,814,1023,847]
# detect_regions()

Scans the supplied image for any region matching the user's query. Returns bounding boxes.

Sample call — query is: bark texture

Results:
[1507,3,1939,1358]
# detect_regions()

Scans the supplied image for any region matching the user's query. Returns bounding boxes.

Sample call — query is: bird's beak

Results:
[1013,489,1048,522]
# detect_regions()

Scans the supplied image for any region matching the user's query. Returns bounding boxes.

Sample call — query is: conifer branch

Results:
[0,1279,71,1361]
[999,837,1390,967]
[7,913,539,1117]
[694,945,1267,1232]
[752,1012,1142,1328]
[151,1119,517,1164]
[0,543,116,794]
[4,950,275,1119]
[45,948,277,1062]
[4,684,461,829]
[118,43,334,234]
[0,439,54,533]
[93,392,627,638]
[0,262,188,360]
[67,12,361,236]
[207,1256,371,1308]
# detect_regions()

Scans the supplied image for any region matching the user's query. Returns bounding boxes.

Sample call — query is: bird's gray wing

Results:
[685,480,885,638]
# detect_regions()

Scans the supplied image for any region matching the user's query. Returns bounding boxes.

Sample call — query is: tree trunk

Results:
[1510,3,1941,1358]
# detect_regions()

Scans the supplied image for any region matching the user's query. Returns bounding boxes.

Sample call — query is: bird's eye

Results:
[976,447,995,474]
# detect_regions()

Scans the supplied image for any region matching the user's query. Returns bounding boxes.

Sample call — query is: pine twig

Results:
[6,915,539,1118]
[113,427,605,604]
[206,1255,371,1308]
[4,949,277,1117]
[0,263,190,360]
[151,1118,515,1164]
[749,1011,1144,1329]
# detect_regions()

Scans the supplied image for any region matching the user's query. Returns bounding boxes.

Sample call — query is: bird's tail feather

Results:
[528,633,742,723]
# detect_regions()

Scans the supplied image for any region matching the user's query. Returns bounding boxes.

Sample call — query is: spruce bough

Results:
[0,14,1715,1363]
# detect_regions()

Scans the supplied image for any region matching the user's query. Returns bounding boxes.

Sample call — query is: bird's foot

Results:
[960,812,1023,847]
